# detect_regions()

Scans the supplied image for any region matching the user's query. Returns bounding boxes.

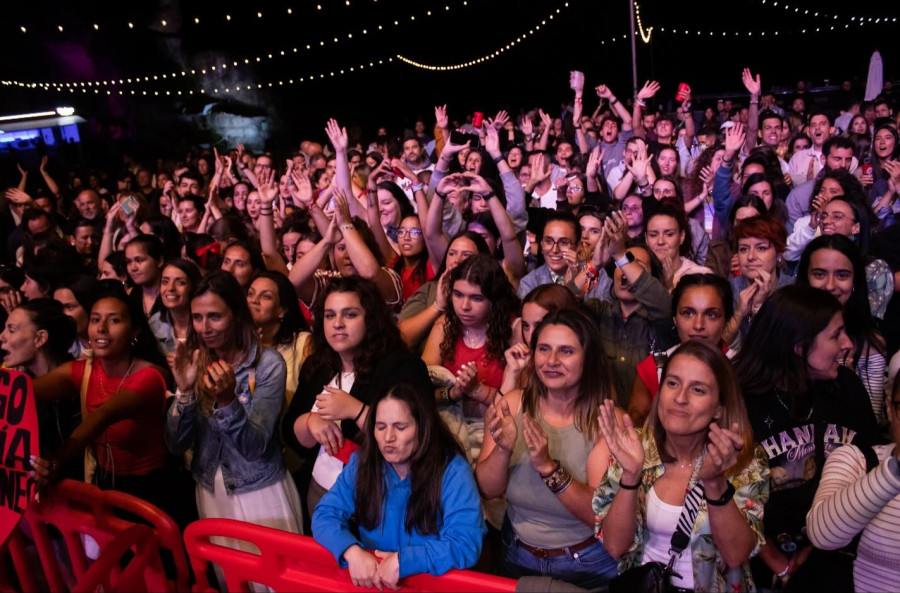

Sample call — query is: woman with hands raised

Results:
[579,209,675,407]
[593,340,768,592]
[476,308,619,590]
[287,188,403,308]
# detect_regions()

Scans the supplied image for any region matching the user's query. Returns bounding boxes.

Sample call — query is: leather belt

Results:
[516,535,597,558]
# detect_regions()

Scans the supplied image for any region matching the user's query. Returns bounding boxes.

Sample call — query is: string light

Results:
[2,58,397,97]
[757,0,898,23]
[398,2,570,71]
[654,16,893,39]
[633,1,653,43]
[11,0,467,37]
[6,0,476,90]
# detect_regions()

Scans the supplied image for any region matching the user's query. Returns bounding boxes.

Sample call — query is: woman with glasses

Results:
[391,215,434,303]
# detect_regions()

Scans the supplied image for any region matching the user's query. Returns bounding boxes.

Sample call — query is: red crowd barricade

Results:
[183,518,517,592]
[70,524,162,593]
[3,479,189,593]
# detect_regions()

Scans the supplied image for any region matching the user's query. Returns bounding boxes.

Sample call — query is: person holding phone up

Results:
[593,340,769,592]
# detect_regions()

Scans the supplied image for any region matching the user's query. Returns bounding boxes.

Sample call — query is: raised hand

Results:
[202,360,236,404]
[595,84,613,100]
[4,187,32,205]
[453,361,479,398]
[538,109,552,133]
[435,104,449,130]
[257,167,278,203]
[0,289,22,314]
[741,68,761,96]
[586,145,604,178]
[724,122,746,155]
[699,422,743,484]
[316,385,361,421]
[485,393,517,452]
[603,210,628,262]
[597,399,644,480]
[637,80,661,101]
[504,343,531,375]
[624,147,653,186]
[484,123,501,157]
[324,118,348,152]
[39,155,50,172]
[492,109,510,130]
[290,168,313,206]
[167,339,200,392]
[699,165,714,194]
[735,277,761,319]
[522,413,554,475]
[332,188,353,226]
[808,191,828,229]
[520,116,534,138]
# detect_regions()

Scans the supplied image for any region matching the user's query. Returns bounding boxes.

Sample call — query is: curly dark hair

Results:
[439,254,517,366]
[302,276,403,382]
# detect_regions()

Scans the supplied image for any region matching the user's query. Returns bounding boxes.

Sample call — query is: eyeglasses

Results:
[566,185,584,192]
[541,236,575,250]
[396,229,423,238]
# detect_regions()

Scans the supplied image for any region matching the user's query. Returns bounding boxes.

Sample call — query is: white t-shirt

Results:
[310,371,357,490]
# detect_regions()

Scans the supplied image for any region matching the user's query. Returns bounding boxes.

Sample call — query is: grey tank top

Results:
[505,407,595,548]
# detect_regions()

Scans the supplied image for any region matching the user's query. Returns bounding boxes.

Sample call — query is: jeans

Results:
[499,515,618,591]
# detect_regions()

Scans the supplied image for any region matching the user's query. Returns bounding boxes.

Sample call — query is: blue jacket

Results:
[312,453,485,578]
[165,345,288,495]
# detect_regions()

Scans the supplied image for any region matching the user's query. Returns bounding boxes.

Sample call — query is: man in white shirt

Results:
[788,111,849,186]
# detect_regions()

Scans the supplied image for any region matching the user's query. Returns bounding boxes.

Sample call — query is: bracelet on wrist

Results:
[618,475,641,490]
[541,460,573,494]
[353,403,367,422]
[411,182,424,192]
[492,154,504,165]
[433,301,445,313]
[609,97,618,105]
[339,223,355,232]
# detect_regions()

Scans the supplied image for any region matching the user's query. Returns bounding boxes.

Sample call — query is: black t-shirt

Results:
[744,367,880,546]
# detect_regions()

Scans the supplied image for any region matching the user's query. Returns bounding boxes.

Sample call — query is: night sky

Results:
[1,0,898,169]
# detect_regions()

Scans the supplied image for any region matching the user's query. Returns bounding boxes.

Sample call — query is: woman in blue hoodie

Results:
[312,382,484,590]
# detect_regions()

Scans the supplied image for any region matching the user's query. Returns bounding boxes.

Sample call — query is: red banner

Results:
[0,369,39,547]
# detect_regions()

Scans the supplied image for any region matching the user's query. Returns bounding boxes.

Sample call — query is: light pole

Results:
[629,0,638,97]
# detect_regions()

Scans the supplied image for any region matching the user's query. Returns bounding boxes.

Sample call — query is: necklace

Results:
[463,328,486,349]
[774,389,813,421]
[99,358,136,398]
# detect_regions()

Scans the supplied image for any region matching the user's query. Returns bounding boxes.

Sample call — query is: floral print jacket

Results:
[592,432,770,592]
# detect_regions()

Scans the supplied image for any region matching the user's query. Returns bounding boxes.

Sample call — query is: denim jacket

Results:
[165,345,288,495]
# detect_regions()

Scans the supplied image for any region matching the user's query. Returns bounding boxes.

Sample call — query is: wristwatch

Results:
[614,252,634,269]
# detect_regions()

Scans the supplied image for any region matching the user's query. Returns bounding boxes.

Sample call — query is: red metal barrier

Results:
[183,518,517,592]
[3,479,189,592]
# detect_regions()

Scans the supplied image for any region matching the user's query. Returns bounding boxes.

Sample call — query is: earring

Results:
[131,337,138,346]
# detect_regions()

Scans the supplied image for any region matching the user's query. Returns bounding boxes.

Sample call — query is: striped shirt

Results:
[807,444,900,593]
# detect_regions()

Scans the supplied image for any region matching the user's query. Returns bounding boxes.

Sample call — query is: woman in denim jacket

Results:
[165,271,303,586]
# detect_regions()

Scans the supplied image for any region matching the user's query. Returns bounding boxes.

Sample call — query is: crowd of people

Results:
[5,68,900,592]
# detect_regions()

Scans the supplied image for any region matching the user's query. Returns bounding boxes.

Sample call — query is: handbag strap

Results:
[80,356,93,419]
[668,449,707,562]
